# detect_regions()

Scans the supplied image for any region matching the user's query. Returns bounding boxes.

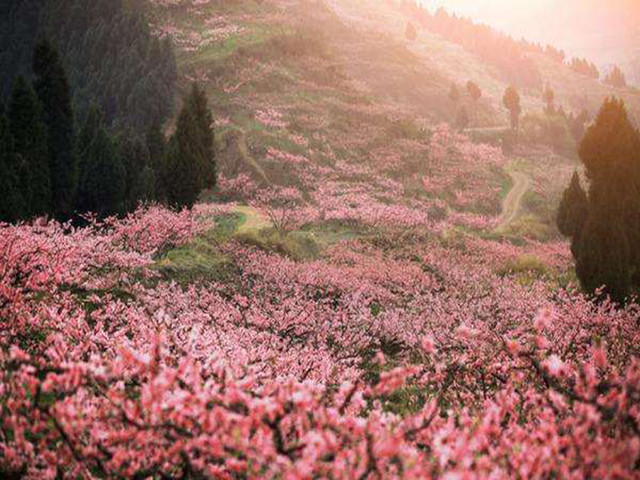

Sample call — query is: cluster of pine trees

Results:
[557,98,640,303]
[1,0,177,130]
[0,41,216,223]
[397,1,547,90]
[568,58,600,80]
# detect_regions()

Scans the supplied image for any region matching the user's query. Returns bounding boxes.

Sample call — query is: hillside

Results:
[1,0,638,478]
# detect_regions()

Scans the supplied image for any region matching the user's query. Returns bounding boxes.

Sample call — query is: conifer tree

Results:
[543,86,555,115]
[120,134,152,211]
[8,76,50,218]
[0,105,25,222]
[456,106,469,131]
[185,84,216,190]
[76,107,125,217]
[556,172,588,238]
[165,115,200,209]
[604,65,627,89]
[559,97,640,302]
[33,39,78,218]
[146,121,167,202]
[466,81,481,102]
[503,86,521,139]
[448,84,460,103]
[575,197,631,303]
[405,22,417,41]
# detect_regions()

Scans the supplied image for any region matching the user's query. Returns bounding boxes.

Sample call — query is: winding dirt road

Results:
[496,170,530,231]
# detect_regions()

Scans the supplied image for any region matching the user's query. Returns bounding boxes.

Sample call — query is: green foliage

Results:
[0,0,177,130]
[579,98,637,183]
[0,0,41,97]
[466,81,481,102]
[165,84,216,208]
[8,76,50,217]
[236,229,320,262]
[448,83,460,103]
[575,203,632,303]
[456,106,469,131]
[557,172,588,238]
[156,213,241,285]
[0,106,25,222]
[520,112,575,155]
[604,65,627,89]
[560,98,640,303]
[496,255,549,278]
[120,134,152,212]
[33,39,78,218]
[405,22,417,41]
[503,86,521,135]
[76,112,126,217]
[146,121,168,202]
[165,119,202,209]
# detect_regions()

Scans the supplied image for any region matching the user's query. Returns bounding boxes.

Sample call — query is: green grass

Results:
[236,228,319,261]
[155,213,242,284]
[180,24,278,67]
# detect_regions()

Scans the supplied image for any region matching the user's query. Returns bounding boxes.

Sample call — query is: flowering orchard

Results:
[1,204,638,478]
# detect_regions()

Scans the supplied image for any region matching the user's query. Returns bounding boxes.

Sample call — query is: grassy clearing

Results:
[155,213,242,285]
[236,228,320,261]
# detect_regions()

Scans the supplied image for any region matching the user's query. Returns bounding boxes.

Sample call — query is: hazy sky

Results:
[420,0,640,67]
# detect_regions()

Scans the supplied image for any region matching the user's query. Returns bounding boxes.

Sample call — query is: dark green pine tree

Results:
[120,134,153,211]
[33,39,78,218]
[75,107,126,217]
[146,120,167,201]
[164,133,200,209]
[579,98,637,183]
[185,83,216,190]
[562,97,640,302]
[75,105,102,212]
[556,172,588,238]
[0,105,25,222]
[575,193,632,304]
[8,76,51,218]
[164,85,216,208]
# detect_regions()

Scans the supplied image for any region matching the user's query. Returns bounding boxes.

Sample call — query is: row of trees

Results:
[397,2,633,93]
[0,41,216,223]
[568,58,600,79]
[557,98,640,303]
[0,0,177,130]
[398,2,548,90]
[448,81,482,131]
[568,58,629,89]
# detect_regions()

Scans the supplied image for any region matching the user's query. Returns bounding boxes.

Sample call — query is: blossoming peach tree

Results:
[0,204,638,478]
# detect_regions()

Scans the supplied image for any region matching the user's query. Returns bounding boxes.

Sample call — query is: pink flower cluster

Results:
[0,205,638,478]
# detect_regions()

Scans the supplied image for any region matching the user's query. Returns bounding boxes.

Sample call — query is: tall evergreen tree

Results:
[165,116,200,209]
[0,105,25,222]
[8,76,50,217]
[575,196,631,303]
[185,84,216,190]
[164,84,216,208]
[120,134,153,211]
[76,107,125,217]
[503,86,521,139]
[559,97,640,302]
[556,172,588,238]
[146,120,167,201]
[33,39,78,218]
[448,83,460,103]
[466,81,481,102]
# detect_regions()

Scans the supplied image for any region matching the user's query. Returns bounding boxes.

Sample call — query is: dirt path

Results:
[496,170,530,231]
[231,205,272,234]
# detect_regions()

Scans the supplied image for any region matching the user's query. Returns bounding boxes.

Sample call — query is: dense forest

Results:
[397,0,629,93]
[0,0,177,129]
[0,0,215,222]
